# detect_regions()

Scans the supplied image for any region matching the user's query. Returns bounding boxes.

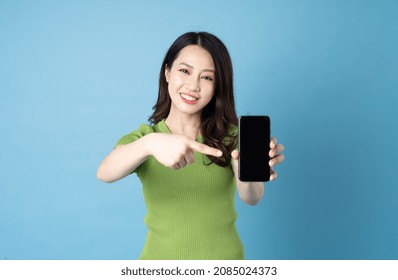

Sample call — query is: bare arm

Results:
[231,137,285,205]
[97,133,223,183]
[231,153,265,205]
[96,134,153,183]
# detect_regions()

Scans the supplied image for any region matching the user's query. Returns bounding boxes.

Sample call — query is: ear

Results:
[164,64,170,83]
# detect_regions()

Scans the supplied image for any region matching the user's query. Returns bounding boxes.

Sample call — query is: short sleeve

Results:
[114,124,155,147]
[113,123,155,174]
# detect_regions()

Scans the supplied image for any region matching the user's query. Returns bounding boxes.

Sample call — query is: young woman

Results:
[97,32,285,260]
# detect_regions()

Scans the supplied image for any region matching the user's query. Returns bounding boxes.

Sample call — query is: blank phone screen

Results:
[238,116,270,182]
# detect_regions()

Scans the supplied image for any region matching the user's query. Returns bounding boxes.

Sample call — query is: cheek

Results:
[169,72,185,88]
[202,83,215,98]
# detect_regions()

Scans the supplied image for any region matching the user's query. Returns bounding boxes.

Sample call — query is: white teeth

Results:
[181,93,198,101]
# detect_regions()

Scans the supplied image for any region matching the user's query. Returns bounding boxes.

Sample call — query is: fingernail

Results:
[217,151,222,156]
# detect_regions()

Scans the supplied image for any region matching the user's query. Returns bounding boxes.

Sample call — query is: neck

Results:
[165,110,201,140]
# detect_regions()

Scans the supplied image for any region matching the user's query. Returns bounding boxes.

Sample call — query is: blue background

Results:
[1,0,397,260]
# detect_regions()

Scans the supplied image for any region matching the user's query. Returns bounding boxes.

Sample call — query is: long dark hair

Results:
[149,32,238,167]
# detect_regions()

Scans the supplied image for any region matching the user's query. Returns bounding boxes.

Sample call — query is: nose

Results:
[186,76,200,92]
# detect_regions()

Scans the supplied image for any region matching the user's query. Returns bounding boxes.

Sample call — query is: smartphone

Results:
[238,116,271,182]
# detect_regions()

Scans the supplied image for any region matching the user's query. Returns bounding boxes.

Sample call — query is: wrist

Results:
[142,133,157,157]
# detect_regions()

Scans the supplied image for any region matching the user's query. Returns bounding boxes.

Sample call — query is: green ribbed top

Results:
[115,120,244,260]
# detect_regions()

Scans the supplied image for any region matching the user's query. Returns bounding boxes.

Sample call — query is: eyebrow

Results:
[178,62,215,73]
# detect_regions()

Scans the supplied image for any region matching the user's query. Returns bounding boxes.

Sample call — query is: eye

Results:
[179,68,189,74]
[202,76,214,81]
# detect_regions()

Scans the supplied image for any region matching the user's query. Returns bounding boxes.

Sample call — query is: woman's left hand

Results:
[231,137,285,182]
[268,137,285,181]
[230,137,284,204]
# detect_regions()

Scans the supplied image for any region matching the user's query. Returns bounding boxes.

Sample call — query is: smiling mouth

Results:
[180,93,199,101]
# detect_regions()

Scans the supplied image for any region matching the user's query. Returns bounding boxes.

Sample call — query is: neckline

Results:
[158,119,203,142]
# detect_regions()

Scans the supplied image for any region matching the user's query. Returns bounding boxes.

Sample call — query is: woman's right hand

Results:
[144,133,223,170]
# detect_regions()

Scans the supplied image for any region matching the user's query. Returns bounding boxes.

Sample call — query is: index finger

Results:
[270,137,277,149]
[189,141,223,157]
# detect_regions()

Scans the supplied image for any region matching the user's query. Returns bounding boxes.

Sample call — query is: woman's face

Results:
[165,45,216,117]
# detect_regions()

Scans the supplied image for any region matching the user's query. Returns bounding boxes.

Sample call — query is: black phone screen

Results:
[238,116,270,182]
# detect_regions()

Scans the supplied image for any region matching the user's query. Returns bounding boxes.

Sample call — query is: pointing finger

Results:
[189,141,223,157]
